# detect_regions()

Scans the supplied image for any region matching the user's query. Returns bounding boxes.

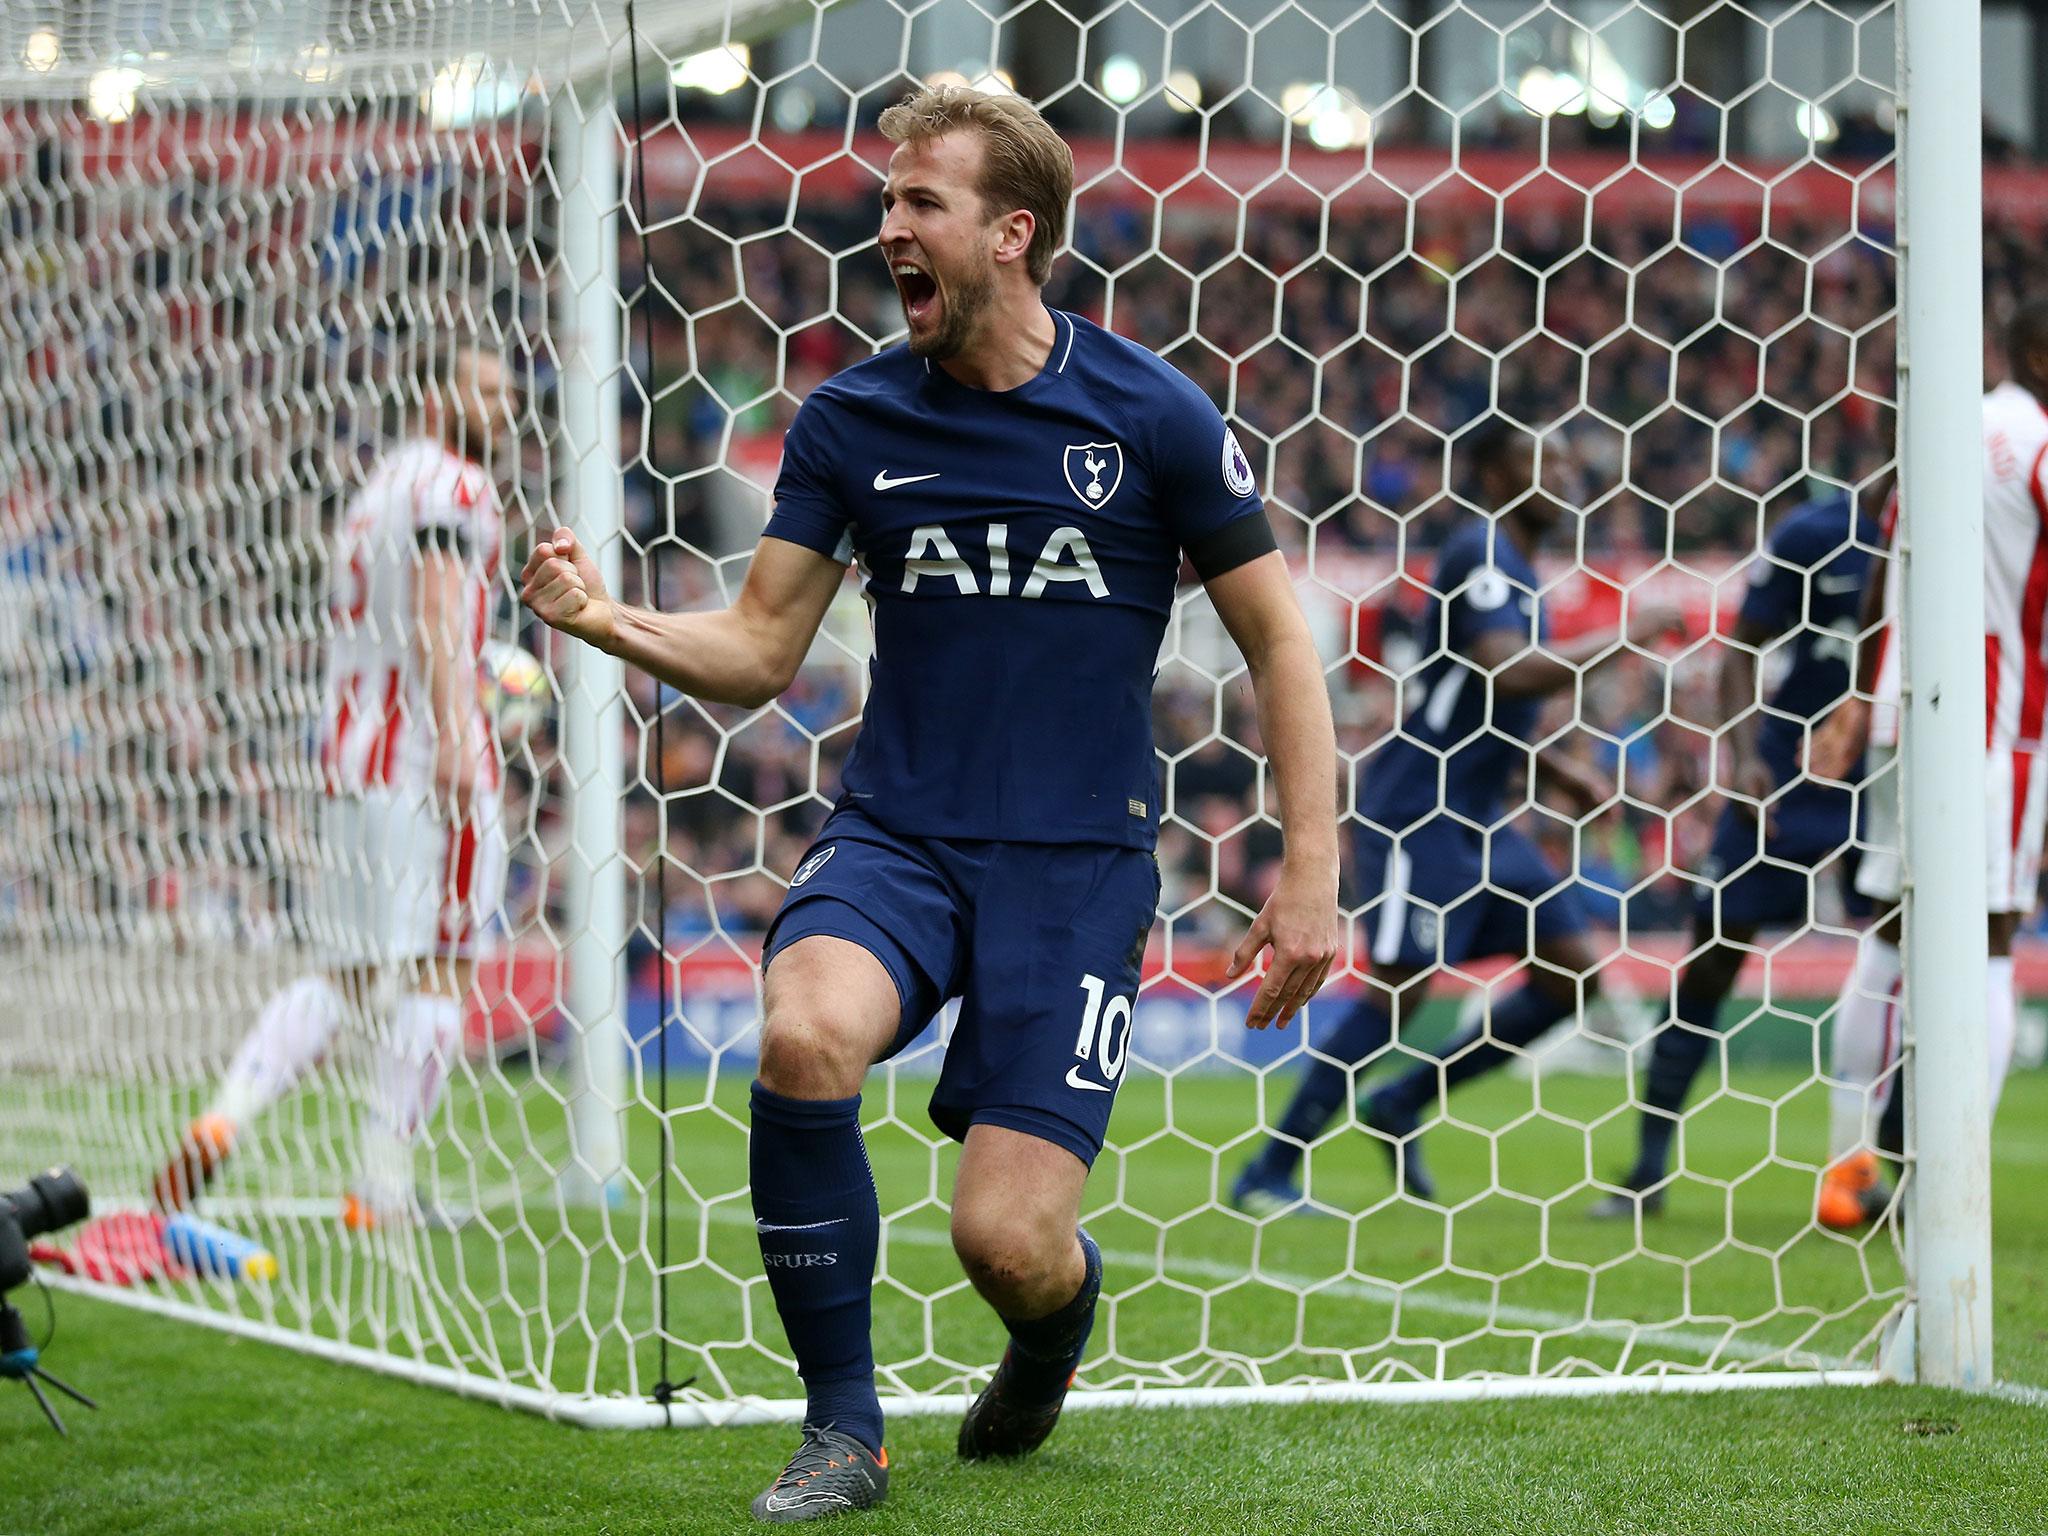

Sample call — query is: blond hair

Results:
[877,85,1073,286]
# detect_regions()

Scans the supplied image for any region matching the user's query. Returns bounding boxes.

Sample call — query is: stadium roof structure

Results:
[0,0,807,100]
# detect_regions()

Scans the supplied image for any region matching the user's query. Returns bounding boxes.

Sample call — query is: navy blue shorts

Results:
[1355,818,1591,971]
[762,803,1160,1168]
[1689,792,1867,933]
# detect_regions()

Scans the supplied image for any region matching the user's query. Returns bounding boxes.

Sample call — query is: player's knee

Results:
[950,1205,1069,1312]
[756,1008,869,1099]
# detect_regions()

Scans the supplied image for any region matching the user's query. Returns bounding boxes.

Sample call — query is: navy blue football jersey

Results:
[1360,519,1546,832]
[765,309,1271,849]
[1740,494,1878,783]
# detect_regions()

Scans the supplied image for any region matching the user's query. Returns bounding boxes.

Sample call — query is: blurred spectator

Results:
[6,113,2038,960]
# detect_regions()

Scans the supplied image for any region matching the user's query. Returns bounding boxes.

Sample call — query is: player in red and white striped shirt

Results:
[1809,301,2048,1227]
[154,341,519,1227]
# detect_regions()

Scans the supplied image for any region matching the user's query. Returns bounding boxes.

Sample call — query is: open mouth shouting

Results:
[892,259,939,329]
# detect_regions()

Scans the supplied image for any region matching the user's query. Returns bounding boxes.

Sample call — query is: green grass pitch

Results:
[2,1056,2044,1533]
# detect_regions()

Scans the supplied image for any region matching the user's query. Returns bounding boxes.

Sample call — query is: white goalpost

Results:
[0,0,1995,1426]
[552,86,630,1214]
[1895,0,1993,1392]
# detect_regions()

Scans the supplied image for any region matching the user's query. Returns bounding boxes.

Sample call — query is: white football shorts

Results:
[314,788,508,966]
[1853,742,2047,915]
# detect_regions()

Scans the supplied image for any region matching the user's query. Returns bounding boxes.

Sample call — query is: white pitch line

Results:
[1986,1380,2048,1409]
[204,1191,1862,1370]
[709,1205,1857,1369]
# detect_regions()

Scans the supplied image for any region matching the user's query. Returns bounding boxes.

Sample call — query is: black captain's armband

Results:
[415,523,472,557]
[1185,514,1277,581]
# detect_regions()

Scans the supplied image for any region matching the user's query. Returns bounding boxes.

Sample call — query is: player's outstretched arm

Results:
[520,528,844,708]
[1474,595,1685,700]
[1205,551,1341,1031]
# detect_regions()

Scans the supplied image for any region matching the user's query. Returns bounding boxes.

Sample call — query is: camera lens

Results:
[1,1169,90,1242]
[0,1213,28,1295]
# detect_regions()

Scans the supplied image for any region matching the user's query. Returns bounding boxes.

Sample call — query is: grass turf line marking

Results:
[215,1190,1858,1368]
[1987,1381,2048,1409]
[722,1205,1856,1369]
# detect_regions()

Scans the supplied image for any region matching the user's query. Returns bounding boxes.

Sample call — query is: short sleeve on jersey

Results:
[411,460,489,542]
[1148,375,1272,578]
[764,399,853,563]
[1441,536,1535,654]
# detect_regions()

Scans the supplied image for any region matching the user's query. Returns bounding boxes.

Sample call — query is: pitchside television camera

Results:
[0,1167,97,1434]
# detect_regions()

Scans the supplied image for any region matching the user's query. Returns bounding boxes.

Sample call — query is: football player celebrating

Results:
[521,86,1339,1522]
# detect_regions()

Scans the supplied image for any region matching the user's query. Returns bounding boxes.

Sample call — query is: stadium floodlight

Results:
[21,28,58,72]
[1795,101,1840,144]
[1314,95,1370,151]
[772,85,814,131]
[84,61,142,121]
[1282,83,1372,150]
[0,0,1994,1432]
[671,44,749,94]
[1575,31,1634,121]
[1515,65,1588,117]
[423,55,529,128]
[1099,55,1144,106]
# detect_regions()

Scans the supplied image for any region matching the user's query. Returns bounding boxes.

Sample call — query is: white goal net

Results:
[0,0,1989,1424]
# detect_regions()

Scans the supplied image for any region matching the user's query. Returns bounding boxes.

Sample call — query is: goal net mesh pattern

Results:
[0,0,1914,1416]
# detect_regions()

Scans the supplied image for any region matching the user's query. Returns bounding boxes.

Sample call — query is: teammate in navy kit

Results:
[521,86,1338,1521]
[1592,491,1877,1218]
[1234,421,1679,1210]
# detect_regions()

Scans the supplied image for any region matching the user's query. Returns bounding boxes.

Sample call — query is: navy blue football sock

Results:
[750,1082,884,1454]
[1251,993,1394,1183]
[1635,989,1724,1182]
[1377,983,1574,1119]
[999,1229,1102,1404]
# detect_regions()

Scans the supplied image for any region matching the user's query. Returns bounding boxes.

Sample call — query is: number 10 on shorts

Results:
[1069,974,1133,1092]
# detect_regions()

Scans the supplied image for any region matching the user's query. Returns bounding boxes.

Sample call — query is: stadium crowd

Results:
[5,121,2045,963]
[604,183,2042,957]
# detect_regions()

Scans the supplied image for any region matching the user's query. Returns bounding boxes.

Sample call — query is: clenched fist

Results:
[520,527,616,648]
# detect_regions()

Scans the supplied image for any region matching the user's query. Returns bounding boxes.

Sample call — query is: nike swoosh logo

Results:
[754,1217,851,1233]
[872,470,941,491]
[1065,1067,1115,1094]
[765,1492,853,1514]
